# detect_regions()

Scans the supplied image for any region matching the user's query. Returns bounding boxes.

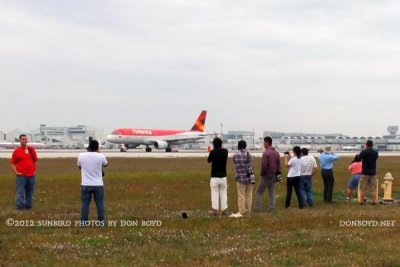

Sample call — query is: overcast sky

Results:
[1,0,399,137]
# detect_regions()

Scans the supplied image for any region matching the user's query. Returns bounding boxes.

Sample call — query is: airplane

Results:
[341,145,361,151]
[0,142,47,149]
[107,110,210,152]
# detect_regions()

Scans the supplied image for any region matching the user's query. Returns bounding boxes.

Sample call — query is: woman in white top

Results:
[284,146,304,209]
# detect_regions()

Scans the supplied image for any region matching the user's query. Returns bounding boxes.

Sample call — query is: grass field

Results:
[0,156,399,266]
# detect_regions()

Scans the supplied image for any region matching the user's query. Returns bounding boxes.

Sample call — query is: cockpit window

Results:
[112,131,120,135]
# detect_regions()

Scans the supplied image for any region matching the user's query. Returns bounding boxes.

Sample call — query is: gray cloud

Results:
[1,0,399,137]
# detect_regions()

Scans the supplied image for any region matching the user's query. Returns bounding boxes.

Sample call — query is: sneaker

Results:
[346,197,351,201]
[229,212,243,218]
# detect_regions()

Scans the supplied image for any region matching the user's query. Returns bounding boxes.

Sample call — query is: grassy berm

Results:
[0,156,399,266]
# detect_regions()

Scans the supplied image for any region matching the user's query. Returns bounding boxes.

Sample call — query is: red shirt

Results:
[11,146,38,177]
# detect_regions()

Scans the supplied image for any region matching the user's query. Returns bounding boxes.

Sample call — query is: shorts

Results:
[359,175,377,192]
[348,174,361,190]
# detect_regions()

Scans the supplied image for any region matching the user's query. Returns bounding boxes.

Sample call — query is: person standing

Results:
[255,136,281,213]
[346,154,362,201]
[233,140,254,216]
[300,147,318,207]
[318,146,340,203]
[11,134,38,210]
[207,137,228,216]
[359,140,379,205]
[78,140,108,223]
[284,146,304,209]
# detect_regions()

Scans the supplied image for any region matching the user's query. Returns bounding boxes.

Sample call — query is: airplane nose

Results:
[106,135,114,141]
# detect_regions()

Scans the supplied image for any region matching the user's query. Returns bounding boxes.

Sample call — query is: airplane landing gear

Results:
[166,147,172,152]
[145,147,152,152]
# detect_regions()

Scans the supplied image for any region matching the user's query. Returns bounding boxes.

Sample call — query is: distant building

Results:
[0,124,104,149]
[261,127,400,151]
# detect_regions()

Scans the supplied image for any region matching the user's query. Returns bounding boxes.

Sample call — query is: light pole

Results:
[252,129,255,147]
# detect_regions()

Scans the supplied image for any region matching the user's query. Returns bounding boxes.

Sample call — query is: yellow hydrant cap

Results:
[383,172,394,180]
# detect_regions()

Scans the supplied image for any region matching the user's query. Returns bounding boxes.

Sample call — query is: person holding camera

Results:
[255,136,281,213]
[359,140,379,205]
[284,146,304,209]
[207,137,229,216]
[232,140,254,216]
[318,146,340,203]
[347,154,362,201]
[78,140,108,224]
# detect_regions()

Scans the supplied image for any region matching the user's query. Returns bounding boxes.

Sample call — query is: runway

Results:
[1,149,400,159]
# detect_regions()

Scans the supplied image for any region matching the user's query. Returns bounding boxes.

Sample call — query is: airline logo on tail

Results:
[190,110,207,132]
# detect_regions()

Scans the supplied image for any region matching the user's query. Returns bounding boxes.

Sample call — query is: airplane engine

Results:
[126,144,138,149]
[154,141,168,149]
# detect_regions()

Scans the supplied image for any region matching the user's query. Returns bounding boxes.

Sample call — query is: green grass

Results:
[0,156,399,266]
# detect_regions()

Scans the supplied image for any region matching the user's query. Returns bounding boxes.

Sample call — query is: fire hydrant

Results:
[381,172,394,202]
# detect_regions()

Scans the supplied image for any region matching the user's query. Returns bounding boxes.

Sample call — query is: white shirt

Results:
[77,152,108,186]
[301,155,318,176]
[288,157,302,177]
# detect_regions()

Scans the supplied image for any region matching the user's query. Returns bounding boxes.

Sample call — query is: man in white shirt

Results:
[300,148,318,207]
[77,140,108,224]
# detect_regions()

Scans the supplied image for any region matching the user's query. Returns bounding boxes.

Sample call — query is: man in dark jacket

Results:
[207,137,228,215]
[359,140,379,205]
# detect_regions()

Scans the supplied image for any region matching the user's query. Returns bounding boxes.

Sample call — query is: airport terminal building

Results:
[262,126,400,151]
[1,124,105,149]
[218,126,400,152]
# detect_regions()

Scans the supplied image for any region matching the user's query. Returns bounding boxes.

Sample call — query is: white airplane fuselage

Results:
[106,110,209,152]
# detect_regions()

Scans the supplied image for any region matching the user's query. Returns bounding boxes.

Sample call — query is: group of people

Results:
[10,134,380,222]
[11,134,108,223]
[207,137,380,216]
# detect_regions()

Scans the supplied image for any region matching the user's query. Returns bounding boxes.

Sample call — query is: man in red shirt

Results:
[11,134,38,210]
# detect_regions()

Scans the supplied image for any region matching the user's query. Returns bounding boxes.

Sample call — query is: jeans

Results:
[81,186,105,222]
[255,176,276,211]
[16,175,35,210]
[299,175,313,207]
[210,177,228,211]
[285,176,304,209]
[321,169,334,202]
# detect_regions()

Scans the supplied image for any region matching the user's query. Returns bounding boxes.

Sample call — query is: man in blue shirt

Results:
[318,146,340,202]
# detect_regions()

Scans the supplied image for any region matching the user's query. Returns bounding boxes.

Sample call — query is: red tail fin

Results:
[190,110,207,132]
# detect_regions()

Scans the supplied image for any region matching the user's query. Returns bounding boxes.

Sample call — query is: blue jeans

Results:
[16,175,36,210]
[348,174,361,190]
[81,186,105,222]
[300,175,313,207]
